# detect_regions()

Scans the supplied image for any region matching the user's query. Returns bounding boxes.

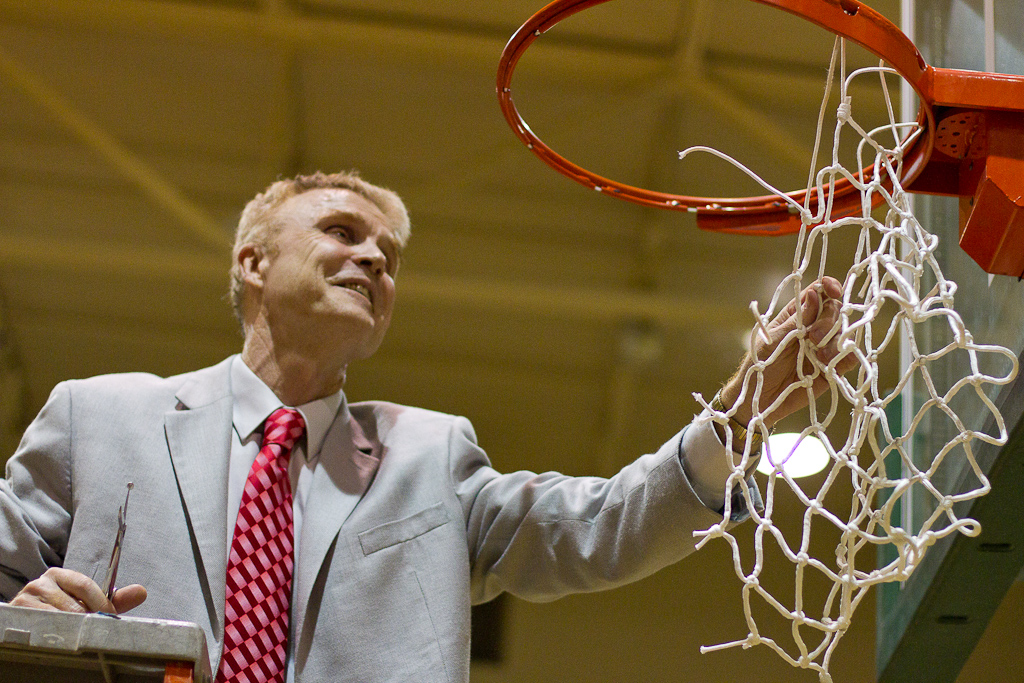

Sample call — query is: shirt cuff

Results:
[680,409,735,510]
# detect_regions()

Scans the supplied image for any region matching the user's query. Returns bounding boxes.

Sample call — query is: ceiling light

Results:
[757,432,831,478]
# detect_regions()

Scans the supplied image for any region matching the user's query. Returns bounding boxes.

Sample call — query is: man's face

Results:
[252,188,400,360]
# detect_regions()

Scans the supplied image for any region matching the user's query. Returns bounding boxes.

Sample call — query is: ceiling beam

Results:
[0,0,664,82]
[259,0,306,176]
[678,0,712,76]
[400,272,749,329]
[0,234,751,331]
[659,0,812,176]
[680,79,810,173]
[0,46,231,252]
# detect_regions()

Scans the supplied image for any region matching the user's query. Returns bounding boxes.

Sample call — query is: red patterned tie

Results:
[217,408,305,683]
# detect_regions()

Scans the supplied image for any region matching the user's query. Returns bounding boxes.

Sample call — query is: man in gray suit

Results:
[1,171,848,682]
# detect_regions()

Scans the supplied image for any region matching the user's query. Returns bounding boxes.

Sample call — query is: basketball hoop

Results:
[497,0,1024,276]
[499,3,1021,681]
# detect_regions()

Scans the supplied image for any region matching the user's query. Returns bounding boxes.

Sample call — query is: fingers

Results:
[8,569,147,614]
[10,568,114,613]
[769,278,843,340]
[112,584,148,613]
[800,287,821,329]
[822,276,843,298]
[795,277,843,346]
[758,285,819,357]
[822,345,861,376]
[768,285,813,330]
[807,295,841,345]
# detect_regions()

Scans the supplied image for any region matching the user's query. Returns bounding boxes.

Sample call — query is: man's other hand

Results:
[10,567,147,614]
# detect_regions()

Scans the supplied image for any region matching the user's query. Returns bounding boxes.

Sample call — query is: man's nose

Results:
[353,241,386,275]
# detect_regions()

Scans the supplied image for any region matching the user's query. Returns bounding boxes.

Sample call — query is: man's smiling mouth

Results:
[338,282,372,303]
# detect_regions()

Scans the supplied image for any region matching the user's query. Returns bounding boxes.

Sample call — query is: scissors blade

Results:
[101,482,133,602]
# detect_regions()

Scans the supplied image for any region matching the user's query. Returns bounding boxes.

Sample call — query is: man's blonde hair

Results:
[229,170,410,326]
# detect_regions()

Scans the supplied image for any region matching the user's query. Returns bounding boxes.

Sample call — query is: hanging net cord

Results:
[684,39,1019,683]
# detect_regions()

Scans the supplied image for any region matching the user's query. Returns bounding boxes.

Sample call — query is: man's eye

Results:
[327,226,352,241]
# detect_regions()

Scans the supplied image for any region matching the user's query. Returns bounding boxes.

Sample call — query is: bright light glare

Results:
[757,432,831,478]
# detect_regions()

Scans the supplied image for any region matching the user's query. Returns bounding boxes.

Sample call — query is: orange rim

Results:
[497,0,938,235]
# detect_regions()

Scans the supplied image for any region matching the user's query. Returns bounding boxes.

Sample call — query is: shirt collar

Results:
[230,355,344,460]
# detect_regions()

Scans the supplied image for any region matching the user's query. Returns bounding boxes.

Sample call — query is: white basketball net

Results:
[684,40,1019,682]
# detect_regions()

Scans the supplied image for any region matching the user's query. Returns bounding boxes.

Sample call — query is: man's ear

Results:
[237,243,266,290]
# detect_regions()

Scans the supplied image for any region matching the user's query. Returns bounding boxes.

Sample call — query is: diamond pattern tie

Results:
[217,407,305,683]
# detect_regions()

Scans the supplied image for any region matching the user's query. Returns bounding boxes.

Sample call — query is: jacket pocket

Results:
[358,502,451,555]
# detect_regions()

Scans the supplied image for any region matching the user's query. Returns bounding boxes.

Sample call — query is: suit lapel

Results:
[161,361,383,659]
[165,359,234,632]
[294,403,380,641]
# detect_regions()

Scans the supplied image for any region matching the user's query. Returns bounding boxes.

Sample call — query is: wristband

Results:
[710,391,766,454]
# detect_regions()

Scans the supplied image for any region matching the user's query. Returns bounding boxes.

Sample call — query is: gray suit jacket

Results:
[0,357,723,682]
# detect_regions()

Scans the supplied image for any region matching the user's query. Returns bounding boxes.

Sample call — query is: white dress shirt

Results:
[227,356,343,683]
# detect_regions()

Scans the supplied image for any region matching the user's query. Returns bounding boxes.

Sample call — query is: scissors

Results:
[100,482,133,602]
